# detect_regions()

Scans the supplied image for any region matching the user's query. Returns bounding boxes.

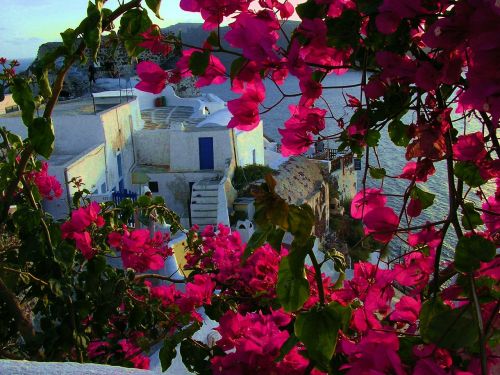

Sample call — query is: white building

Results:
[0,95,143,219]
[112,85,265,228]
[0,85,265,227]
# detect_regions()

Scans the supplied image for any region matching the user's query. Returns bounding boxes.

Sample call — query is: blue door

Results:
[199,137,214,170]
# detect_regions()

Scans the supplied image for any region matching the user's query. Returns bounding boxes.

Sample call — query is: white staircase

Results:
[190,179,220,228]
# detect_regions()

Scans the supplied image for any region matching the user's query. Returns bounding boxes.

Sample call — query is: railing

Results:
[112,189,138,204]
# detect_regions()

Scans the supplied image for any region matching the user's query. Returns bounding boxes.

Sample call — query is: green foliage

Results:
[28,118,55,158]
[277,253,310,312]
[145,0,163,19]
[461,202,483,230]
[189,51,210,75]
[454,235,495,273]
[454,161,486,188]
[10,77,35,126]
[410,185,435,209]
[388,120,411,147]
[420,298,479,350]
[369,166,386,179]
[294,302,350,370]
[118,8,152,56]
[232,164,274,191]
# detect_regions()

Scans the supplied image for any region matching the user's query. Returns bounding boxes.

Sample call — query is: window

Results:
[100,182,107,194]
[148,181,159,193]
[117,153,123,178]
[119,180,125,192]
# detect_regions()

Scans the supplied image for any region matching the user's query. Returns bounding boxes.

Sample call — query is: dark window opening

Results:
[148,181,159,193]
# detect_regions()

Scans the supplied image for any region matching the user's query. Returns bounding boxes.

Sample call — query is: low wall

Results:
[0,360,154,375]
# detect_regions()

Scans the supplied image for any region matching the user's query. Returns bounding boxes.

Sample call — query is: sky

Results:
[1,0,305,60]
[0,0,204,59]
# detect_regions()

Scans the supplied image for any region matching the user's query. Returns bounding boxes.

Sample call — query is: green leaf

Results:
[410,185,435,209]
[230,57,247,82]
[180,339,211,374]
[295,302,350,370]
[388,120,411,147]
[54,242,76,270]
[296,0,327,20]
[288,204,314,242]
[11,77,35,126]
[145,0,163,19]
[189,51,210,76]
[277,255,309,312]
[461,202,483,230]
[60,28,77,52]
[420,299,478,350]
[267,227,285,252]
[206,31,220,48]
[242,226,272,261]
[28,117,55,158]
[454,235,496,273]
[454,161,486,188]
[119,8,152,56]
[369,167,386,179]
[159,338,177,372]
[325,10,361,49]
[275,334,300,362]
[81,1,103,61]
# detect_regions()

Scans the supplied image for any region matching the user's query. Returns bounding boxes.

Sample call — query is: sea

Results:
[201,72,495,261]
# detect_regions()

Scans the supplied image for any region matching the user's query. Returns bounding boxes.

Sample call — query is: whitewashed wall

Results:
[143,170,220,221]
[234,121,265,166]
[134,129,171,166]
[169,127,232,172]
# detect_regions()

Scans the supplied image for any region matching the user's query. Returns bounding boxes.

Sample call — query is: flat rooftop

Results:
[1,96,136,118]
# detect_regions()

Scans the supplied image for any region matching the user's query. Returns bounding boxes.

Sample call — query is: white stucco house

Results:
[111,85,265,228]
[1,84,265,226]
[0,94,142,219]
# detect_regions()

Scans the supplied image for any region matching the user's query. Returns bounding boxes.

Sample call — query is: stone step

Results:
[192,190,218,197]
[191,203,218,211]
[191,217,218,226]
[193,184,219,191]
[191,197,218,204]
[191,210,217,218]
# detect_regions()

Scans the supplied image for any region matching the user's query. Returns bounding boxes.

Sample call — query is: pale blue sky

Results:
[0,0,203,59]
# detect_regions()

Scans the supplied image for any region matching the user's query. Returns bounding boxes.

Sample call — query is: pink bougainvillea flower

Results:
[390,296,421,324]
[28,161,63,200]
[339,331,405,375]
[363,76,387,99]
[394,252,434,292]
[408,225,442,252]
[118,338,150,369]
[362,206,399,243]
[452,131,487,162]
[135,61,168,94]
[415,61,440,91]
[284,105,326,134]
[225,10,280,64]
[180,0,252,30]
[278,128,313,156]
[228,80,265,131]
[482,194,500,236]
[61,202,105,259]
[108,228,171,272]
[139,25,172,56]
[399,159,436,182]
[185,273,216,306]
[211,309,308,374]
[407,198,423,217]
[350,188,387,219]
[175,49,227,87]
